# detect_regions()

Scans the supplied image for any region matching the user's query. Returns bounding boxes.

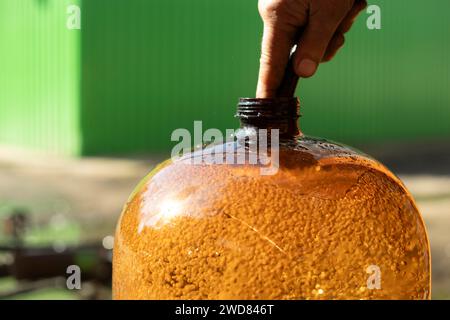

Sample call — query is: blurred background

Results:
[0,0,449,299]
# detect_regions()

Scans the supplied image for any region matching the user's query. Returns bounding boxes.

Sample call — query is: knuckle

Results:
[259,51,272,65]
[258,0,285,21]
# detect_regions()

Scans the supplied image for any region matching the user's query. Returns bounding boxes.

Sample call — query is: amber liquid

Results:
[113,149,430,299]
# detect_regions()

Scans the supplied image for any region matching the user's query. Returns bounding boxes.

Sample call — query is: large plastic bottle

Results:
[113,98,430,299]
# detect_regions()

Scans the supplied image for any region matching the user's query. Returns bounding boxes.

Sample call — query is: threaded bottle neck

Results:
[236,98,301,139]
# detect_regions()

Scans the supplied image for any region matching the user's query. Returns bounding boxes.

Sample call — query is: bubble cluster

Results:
[113,144,430,300]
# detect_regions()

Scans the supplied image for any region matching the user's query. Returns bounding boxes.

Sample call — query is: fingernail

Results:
[297,59,317,77]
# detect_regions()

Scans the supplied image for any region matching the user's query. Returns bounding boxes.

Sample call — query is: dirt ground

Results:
[1,141,449,299]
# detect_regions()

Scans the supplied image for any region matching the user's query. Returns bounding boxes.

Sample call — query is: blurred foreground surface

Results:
[0,142,449,299]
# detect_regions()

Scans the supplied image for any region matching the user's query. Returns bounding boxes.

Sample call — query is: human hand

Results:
[256,0,367,97]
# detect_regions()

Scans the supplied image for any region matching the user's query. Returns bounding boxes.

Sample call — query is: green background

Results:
[1,0,449,156]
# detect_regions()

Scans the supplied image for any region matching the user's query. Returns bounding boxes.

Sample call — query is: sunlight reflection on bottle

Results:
[139,197,184,232]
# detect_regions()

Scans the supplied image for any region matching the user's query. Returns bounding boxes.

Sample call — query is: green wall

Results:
[301,0,450,142]
[81,0,261,154]
[0,0,81,155]
[1,0,450,156]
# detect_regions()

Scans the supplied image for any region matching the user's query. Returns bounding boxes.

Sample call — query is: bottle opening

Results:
[236,97,301,138]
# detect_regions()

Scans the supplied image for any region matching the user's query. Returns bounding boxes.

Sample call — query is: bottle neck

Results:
[236,98,301,139]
